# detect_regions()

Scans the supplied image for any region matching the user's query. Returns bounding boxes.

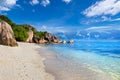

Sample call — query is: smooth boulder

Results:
[33,35,39,43]
[62,40,66,44]
[45,32,61,43]
[39,38,47,44]
[68,40,74,44]
[0,21,18,46]
[26,30,33,43]
[45,32,53,42]
[52,36,61,43]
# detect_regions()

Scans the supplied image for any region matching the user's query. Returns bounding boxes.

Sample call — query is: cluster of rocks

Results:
[32,32,61,44]
[32,32,74,44]
[0,21,74,47]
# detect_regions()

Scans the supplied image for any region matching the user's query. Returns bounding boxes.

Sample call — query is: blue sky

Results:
[1,0,120,32]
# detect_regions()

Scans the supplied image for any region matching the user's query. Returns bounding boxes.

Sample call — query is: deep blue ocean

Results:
[44,40,120,80]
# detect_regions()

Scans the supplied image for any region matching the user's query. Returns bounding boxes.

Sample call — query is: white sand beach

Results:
[0,42,54,80]
[0,42,116,80]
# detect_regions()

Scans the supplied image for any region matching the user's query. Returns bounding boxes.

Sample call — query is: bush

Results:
[0,15,13,25]
[34,31,47,38]
[13,26,28,41]
[22,24,37,33]
[0,15,49,41]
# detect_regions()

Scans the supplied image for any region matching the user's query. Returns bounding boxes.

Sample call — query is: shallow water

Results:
[39,40,120,80]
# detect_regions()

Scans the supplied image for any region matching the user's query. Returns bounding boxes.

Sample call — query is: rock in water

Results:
[68,40,74,44]
[62,40,66,44]
[26,30,33,43]
[0,21,18,46]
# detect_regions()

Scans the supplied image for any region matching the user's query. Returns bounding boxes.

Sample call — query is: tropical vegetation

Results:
[0,15,47,41]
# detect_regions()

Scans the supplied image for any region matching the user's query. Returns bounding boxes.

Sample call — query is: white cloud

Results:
[102,16,111,21]
[41,0,50,7]
[86,26,111,31]
[30,0,39,5]
[62,0,71,4]
[85,26,120,35]
[101,16,120,21]
[81,18,102,25]
[41,25,47,29]
[83,0,120,17]
[0,0,17,11]
[112,18,120,21]
[81,16,120,25]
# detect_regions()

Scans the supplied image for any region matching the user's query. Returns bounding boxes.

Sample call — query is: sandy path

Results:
[0,42,54,80]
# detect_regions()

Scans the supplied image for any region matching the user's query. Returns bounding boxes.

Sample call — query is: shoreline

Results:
[0,42,54,80]
[38,46,115,80]
[0,42,116,80]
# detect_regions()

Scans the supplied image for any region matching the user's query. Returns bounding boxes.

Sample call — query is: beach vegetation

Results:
[12,26,28,41]
[0,15,48,41]
[34,31,47,38]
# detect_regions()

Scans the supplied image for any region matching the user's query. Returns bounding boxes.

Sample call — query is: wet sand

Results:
[39,46,114,80]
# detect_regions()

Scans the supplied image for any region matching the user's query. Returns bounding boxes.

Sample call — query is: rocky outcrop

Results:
[33,32,62,44]
[33,35,39,43]
[44,33,53,43]
[68,40,74,44]
[26,30,33,43]
[53,36,63,43]
[39,38,47,44]
[45,32,61,43]
[62,40,66,44]
[0,21,18,46]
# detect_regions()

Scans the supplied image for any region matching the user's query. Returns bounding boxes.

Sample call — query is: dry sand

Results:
[0,42,54,80]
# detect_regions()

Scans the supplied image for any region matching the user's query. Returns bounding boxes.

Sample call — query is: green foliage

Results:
[35,31,47,38]
[0,15,17,29]
[13,26,28,41]
[0,15,48,41]
[22,24,37,33]
[0,15,13,25]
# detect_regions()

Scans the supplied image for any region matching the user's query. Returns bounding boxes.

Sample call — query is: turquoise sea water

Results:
[44,40,120,80]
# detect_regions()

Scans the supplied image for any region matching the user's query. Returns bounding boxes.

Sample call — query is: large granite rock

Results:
[33,35,39,43]
[52,36,60,43]
[38,38,47,44]
[45,33,53,42]
[45,32,61,43]
[26,30,33,43]
[0,21,18,46]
